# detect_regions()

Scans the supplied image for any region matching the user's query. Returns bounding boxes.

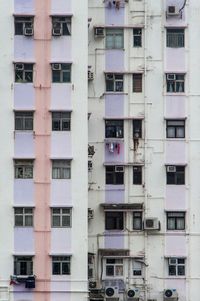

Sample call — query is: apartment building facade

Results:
[0,1,88,301]
[88,0,200,301]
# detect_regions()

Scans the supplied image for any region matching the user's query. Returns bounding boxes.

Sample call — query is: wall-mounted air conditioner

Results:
[164,289,178,300]
[94,27,105,37]
[167,74,176,81]
[167,6,179,16]
[52,63,61,70]
[24,26,34,36]
[144,218,160,230]
[115,165,124,172]
[105,286,119,298]
[127,288,140,300]
[166,166,176,173]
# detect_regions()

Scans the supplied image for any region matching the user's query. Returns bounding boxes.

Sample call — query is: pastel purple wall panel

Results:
[165,49,186,72]
[51,84,72,110]
[105,8,124,25]
[105,142,124,162]
[51,132,72,158]
[166,186,186,210]
[51,180,72,206]
[165,96,186,118]
[14,132,34,158]
[105,186,125,203]
[14,37,34,61]
[166,141,186,164]
[14,180,34,205]
[51,38,71,62]
[105,233,124,249]
[14,292,33,299]
[51,0,71,13]
[14,84,35,110]
[105,50,125,71]
[14,0,34,13]
[51,228,71,254]
[105,95,124,117]
[14,228,34,253]
[165,236,187,256]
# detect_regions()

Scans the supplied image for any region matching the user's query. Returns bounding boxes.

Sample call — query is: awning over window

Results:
[98,249,129,257]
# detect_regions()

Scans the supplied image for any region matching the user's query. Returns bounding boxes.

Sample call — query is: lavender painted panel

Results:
[166,141,186,164]
[14,180,34,204]
[165,49,186,72]
[105,50,124,71]
[165,96,186,118]
[105,142,124,162]
[165,280,186,301]
[165,236,187,256]
[105,233,124,249]
[14,84,35,110]
[14,0,34,13]
[166,186,186,210]
[51,228,71,254]
[14,292,34,299]
[14,132,34,158]
[51,132,72,158]
[14,228,34,253]
[51,84,71,110]
[105,95,124,117]
[51,0,71,13]
[51,37,71,62]
[51,180,72,205]
[50,292,71,301]
[14,37,34,61]
[105,7,124,26]
[105,185,125,203]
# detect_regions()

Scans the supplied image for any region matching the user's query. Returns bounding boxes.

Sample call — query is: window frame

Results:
[105,73,124,92]
[133,166,142,185]
[52,111,71,131]
[105,166,124,185]
[52,16,71,36]
[105,211,124,231]
[166,28,185,48]
[14,256,33,276]
[52,63,71,83]
[133,28,142,47]
[15,63,34,83]
[166,73,185,93]
[166,120,185,139]
[14,207,33,227]
[133,73,142,92]
[14,16,34,36]
[166,165,185,185]
[132,260,143,277]
[52,160,71,179]
[52,256,71,275]
[168,257,185,276]
[133,119,142,138]
[167,212,185,231]
[105,258,124,277]
[14,160,34,179]
[105,120,124,138]
[15,111,34,131]
[51,208,72,228]
[105,28,124,49]
[133,211,143,230]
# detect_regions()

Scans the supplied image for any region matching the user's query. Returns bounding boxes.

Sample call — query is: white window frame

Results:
[168,257,185,276]
[14,207,33,227]
[51,208,72,227]
[52,256,71,275]
[105,258,124,277]
[132,260,143,277]
[105,28,124,49]
[15,111,33,131]
[14,256,33,276]
[14,160,34,179]
[52,160,71,179]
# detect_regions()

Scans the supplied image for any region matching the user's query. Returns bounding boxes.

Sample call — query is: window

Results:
[166,74,185,93]
[133,28,142,47]
[133,74,142,92]
[105,120,123,138]
[15,17,34,35]
[14,208,33,227]
[133,119,142,138]
[51,208,72,227]
[52,160,71,179]
[166,165,185,185]
[133,212,143,230]
[166,120,185,138]
[133,260,142,276]
[168,258,185,276]
[106,166,124,185]
[133,166,142,185]
[15,112,33,131]
[14,160,33,179]
[106,28,124,49]
[15,63,33,83]
[106,73,124,92]
[52,63,71,83]
[52,16,71,36]
[167,212,185,230]
[52,112,71,131]
[88,254,94,279]
[105,258,123,277]
[166,28,184,48]
[14,256,33,276]
[52,256,71,275]
[105,211,124,230]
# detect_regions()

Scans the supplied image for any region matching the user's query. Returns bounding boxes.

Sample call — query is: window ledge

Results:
[104,92,128,95]
[165,93,186,96]
[166,138,186,141]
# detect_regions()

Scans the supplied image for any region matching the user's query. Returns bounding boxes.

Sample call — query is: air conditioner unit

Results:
[88,208,94,219]
[105,286,118,298]
[52,63,61,70]
[88,70,94,81]
[167,74,176,81]
[88,160,93,171]
[115,165,124,172]
[167,6,179,15]
[127,288,140,300]
[167,166,176,173]
[52,24,62,36]
[94,27,105,37]
[164,289,178,300]
[15,63,24,70]
[89,280,97,289]
[144,218,160,230]
[133,132,140,139]
[24,27,34,36]
[168,258,177,265]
